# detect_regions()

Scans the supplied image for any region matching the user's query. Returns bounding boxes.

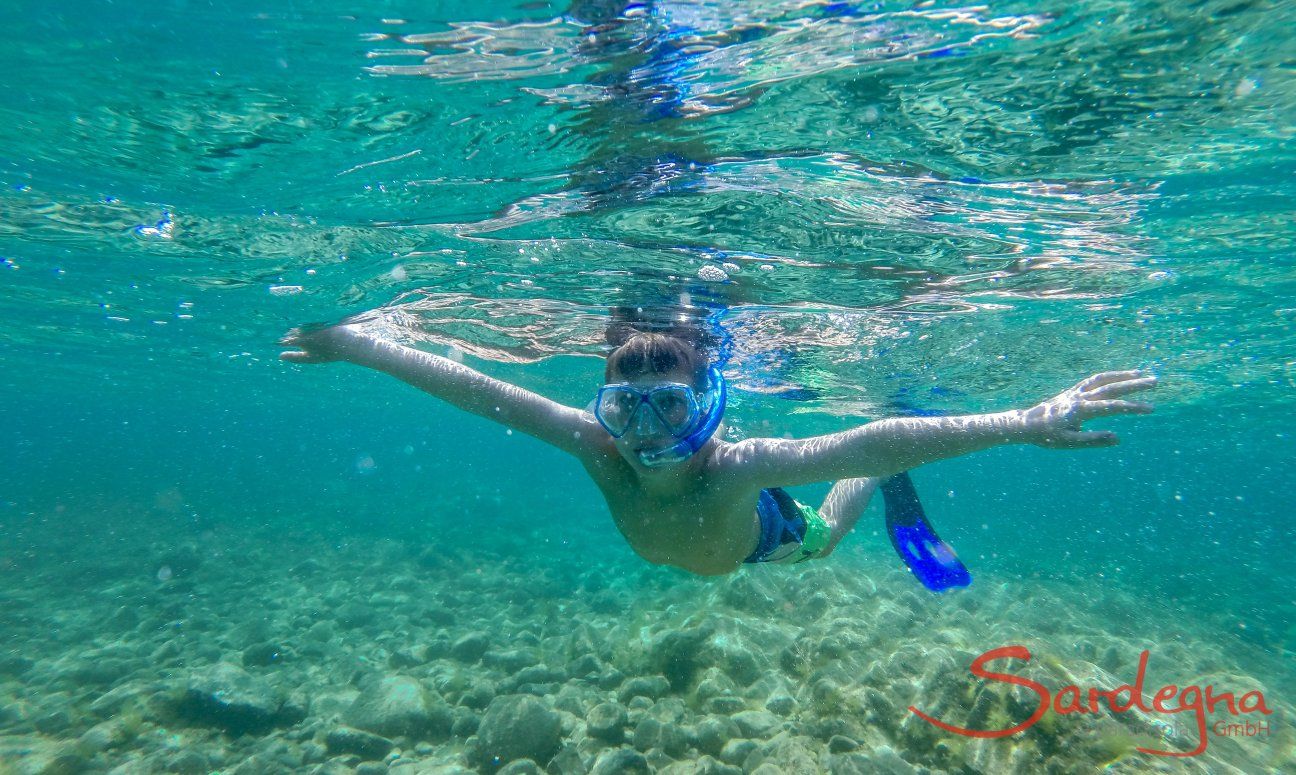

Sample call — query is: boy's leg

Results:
[816,477,880,557]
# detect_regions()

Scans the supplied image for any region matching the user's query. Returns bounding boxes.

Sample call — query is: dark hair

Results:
[603,307,710,391]
[605,331,708,388]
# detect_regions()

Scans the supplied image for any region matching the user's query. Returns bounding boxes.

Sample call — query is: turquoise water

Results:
[2,0,1294,772]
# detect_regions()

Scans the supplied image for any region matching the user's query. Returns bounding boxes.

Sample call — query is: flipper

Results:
[882,472,972,592]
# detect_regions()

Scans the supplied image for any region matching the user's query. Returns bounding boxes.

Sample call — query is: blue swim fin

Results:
[882,472,972,592]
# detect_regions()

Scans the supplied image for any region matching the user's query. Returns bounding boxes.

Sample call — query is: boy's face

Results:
[603,366,707,467]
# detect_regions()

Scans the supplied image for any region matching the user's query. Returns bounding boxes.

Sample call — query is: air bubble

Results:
[697,265,728,282]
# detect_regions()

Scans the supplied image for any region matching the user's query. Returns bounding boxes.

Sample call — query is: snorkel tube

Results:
[638,365,727,467]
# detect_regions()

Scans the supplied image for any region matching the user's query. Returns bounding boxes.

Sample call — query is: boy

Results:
[280,322,1154,577]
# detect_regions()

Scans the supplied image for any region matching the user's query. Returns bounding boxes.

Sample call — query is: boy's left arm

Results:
[719,371,1156,489]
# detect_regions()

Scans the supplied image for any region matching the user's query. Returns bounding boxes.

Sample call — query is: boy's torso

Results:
[581,441,762,575]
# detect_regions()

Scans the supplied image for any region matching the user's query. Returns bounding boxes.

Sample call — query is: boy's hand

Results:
[1018,371,1156,448]
[278,323,366,364]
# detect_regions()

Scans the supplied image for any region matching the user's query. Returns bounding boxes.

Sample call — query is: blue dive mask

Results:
[594,366,727,467]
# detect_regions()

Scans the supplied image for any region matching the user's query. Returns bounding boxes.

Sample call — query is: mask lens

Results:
[596,387,642,436]
[649,386,699,435]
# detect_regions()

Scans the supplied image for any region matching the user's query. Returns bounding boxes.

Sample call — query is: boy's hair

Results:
[605,331,707,388]
[604,304,710,388]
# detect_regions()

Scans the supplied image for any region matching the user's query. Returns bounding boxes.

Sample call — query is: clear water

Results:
[2,0,1293,771]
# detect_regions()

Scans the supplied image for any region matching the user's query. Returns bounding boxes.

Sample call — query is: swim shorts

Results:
[743,487,831,564]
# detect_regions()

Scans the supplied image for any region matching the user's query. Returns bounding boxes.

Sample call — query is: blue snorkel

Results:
[637,364,727,467]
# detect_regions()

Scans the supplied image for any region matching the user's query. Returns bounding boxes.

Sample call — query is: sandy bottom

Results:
[1,514,1292,775]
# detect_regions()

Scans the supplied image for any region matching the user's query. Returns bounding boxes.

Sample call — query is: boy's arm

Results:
[280,324,601,459]
[720,371,1156,489]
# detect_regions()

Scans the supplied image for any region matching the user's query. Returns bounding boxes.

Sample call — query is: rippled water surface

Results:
[3,0,1292,413]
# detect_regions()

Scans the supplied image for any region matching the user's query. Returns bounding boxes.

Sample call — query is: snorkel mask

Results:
[595,365,728,467]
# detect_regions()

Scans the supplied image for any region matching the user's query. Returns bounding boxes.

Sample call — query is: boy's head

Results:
[598,329,726,468]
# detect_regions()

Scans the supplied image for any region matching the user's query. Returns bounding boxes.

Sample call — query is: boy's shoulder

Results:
[703,437,774,492]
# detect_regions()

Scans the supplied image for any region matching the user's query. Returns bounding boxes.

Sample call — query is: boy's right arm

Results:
[279,324,603,460]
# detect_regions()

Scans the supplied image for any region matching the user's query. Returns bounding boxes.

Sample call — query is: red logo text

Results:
[909,645,1272,757]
